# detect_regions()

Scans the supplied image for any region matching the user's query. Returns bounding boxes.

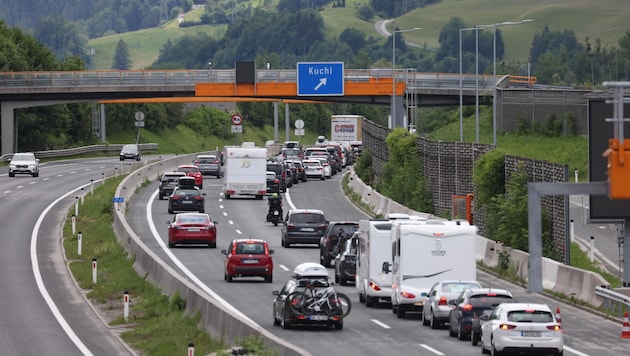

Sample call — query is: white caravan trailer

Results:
[222,146,267,199]
[355,219,394,307]
[384,219,477,318]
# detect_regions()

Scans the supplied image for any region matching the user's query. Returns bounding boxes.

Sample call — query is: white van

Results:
[355,219,393,307]
[385,219,477,318]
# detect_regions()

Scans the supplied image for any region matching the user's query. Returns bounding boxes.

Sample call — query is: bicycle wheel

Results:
[286,292,310,315]
[329,292,352,318]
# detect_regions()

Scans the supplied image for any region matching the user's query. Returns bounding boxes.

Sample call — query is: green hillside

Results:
[88,0,630,70]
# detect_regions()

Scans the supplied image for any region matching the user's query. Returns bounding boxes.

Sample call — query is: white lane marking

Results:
[228,220,233,224]
[418,344,445,355]
[32,181,103,355]
[43,177,50,181]
[219,205,224,209]
[3,190,9,194]
[564,345,590,356]
[30,181,37,185]
[223,212,228,217]
[147,189,255,322]
[235,230,242,235]
[285,188,297,210]
[371,319,391,329]
[279,265,290,272]
[17,185,24,189]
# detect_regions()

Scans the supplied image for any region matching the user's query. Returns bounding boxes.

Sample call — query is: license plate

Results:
[302,227,314,232]
[242,259,258,264]
[273,211,279,215]
[309,315,328,321]
[521,331,541,337]
[187,227,200,232]
[183,201,193,204]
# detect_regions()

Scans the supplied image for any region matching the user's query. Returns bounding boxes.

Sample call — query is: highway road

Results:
[3,157,627,355]
[0,158,134,355]
[125,166,626,356]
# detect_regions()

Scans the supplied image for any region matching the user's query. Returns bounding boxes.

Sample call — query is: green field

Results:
[88,0,630,70]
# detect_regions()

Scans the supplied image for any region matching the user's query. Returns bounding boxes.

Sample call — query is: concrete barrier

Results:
[113,154,310,356]
[346,168,609,308]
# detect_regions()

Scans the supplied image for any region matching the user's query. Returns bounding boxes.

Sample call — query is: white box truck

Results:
[355,219,394,307]
[222,146,267,200]
[384,219,477,318]
[330,115,363,143]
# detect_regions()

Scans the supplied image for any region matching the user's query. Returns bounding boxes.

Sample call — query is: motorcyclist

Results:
[267,193,283,221]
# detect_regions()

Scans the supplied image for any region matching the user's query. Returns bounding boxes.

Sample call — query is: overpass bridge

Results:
[0,69,496,154]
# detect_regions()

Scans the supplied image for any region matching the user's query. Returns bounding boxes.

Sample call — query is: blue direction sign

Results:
[112,197,124,203]
[296,62,344,96]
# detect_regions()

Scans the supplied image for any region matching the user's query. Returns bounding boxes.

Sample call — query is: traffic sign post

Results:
[297,62,344,96]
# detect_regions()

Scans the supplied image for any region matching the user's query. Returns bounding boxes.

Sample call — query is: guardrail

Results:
[595,286,630,318]
[0,143,158,162]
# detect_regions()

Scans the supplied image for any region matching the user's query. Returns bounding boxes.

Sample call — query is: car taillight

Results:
[547,324,562,331]
[369,280,382,291]
[213,161,219,164]
[438,296,448,305]
[499,324,517,330]
[274,179,279,183]
[400,291,416,299]
[195,196,203,200]
[462,304,473,312]
[171,196,181,200]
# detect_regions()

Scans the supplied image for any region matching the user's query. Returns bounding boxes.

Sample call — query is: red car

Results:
[167,213,217,248]
[177,165,204,189]
[221,239,274,283]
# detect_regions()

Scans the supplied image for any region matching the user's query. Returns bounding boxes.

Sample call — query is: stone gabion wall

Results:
[504,155,569,262]
[362,120,568,262]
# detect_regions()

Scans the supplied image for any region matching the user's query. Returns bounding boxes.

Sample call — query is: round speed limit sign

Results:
[231,114,243,125]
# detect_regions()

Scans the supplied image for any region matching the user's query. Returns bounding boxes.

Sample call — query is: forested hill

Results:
[0,0,192,38]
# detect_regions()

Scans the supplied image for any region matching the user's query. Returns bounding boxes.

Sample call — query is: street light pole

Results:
[477,19,533,145]
[391,27,421,129]
[459,26,478,142]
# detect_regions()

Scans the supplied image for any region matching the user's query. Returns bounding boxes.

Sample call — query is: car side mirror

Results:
[448,299,457,306]
[269,249,275,254]
[479,314,490,321]
[213,220,219,225]
[382,262,391,273]
[202,193,207,196]
[272,290,280,296]
[220,249,228,255]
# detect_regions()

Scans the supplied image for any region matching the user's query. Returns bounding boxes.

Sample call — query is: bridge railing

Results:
[0,70,498,90]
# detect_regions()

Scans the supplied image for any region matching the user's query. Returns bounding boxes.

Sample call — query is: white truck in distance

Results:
[222,146,267,200]
[384,219,477,318]
[355,219,394,307]
[330,115,363,143]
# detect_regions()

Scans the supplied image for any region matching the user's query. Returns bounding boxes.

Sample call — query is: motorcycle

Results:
[267,208,282,226]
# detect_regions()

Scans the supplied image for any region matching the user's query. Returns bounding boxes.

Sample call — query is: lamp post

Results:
[459,27,480,142]
[477,19,533,145]
[392,27,421,129]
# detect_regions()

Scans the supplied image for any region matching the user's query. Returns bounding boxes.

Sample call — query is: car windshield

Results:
[303,161,320,167]
[177,215,209,224]
[12,153,34,161]
[507,310,553,323]
[291,213,325,224]
[122,145,137,152]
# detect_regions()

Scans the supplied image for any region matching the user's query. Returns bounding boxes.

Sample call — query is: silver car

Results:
[8,152,39,177]
[421,280,482,329]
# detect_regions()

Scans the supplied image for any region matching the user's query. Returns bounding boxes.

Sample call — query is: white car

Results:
[421,280,482,328]
[312,157,332,178]
[8,152,40,177]
[480,303,563,356]
[302,159,325,180]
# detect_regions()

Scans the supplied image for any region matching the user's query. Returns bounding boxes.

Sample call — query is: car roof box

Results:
[177,176,196,188]
[292,262,328,278]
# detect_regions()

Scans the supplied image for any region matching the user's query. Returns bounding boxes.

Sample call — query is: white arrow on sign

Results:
[314,77,327,91]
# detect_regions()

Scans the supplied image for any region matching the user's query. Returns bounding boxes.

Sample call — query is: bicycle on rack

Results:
[286,281,352,318]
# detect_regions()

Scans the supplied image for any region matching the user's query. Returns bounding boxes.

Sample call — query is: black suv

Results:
[158,171,186,200]
[266,161,289,192]
[319,221,359,267]
[281,209,328,247]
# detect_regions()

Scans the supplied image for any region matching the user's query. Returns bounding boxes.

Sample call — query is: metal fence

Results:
[0,143,158,162]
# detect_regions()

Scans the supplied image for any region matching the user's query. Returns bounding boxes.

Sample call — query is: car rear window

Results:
[235,242,265,254]
[469,294,515,307]
[178,167,199,173]
[174,189,200,196]
[507,310,553,323]
[329,224,358,236]
[290,213,325,223]
[177,215,209,224]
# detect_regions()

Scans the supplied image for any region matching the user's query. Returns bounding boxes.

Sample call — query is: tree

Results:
[112,39,133,70]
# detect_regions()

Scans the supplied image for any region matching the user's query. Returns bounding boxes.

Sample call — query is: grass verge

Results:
[61,173,274,355]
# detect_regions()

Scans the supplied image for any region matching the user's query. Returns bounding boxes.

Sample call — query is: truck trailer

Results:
[222,146,267,200]
[330,115,364,143]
